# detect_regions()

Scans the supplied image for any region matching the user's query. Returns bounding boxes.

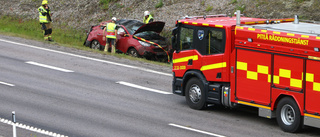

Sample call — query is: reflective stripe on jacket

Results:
[38,6,50,23]
[106,22,116,39]
[143,15,153,24]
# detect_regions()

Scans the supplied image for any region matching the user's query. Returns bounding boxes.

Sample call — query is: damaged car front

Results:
[85,19,171,60]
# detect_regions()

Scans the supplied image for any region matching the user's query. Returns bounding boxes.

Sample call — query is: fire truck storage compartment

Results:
[304,59,320,128]
[305,59,320,113]
[273,55,304,92]
[236,48,272,106]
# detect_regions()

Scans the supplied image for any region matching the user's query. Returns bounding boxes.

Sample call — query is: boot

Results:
[104,43,109,52]
[48,36,54,42]
[111,45,115,54]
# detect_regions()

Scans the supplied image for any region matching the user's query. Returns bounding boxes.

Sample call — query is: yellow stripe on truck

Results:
[200,62,226,71]
[305,113,320,119]
[173,55,198,64]
[238,101,271,110]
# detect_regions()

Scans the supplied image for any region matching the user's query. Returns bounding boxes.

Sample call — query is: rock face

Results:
[1,0,320,31]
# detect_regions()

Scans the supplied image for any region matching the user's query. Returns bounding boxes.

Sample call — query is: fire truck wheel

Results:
[276,97,303,133]
[185,78,206,110]
[90,40,101,50]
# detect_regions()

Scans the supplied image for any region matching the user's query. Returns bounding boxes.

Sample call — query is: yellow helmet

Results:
[42,0,48,5]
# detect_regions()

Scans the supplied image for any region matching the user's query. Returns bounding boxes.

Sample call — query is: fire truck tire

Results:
[90,40,101,50]
[276,97,303,133]
[185,78,206,110]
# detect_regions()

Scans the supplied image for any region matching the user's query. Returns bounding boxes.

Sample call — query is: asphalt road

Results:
[0,35,319,137]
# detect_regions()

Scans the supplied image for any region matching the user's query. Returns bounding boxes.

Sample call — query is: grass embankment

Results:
[0,15,86,49]
[0,16,171,67]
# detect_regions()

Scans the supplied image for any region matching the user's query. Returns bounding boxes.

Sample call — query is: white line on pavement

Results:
[26,61,74,73]
[0,117,67,137]
[0,81,15,87]
[0,39,172,76]
[116,81,172,95]
[169,123,226,137]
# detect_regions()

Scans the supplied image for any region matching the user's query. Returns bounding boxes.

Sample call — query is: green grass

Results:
[0,15,172,67]
[230,0,237,4]
[0,15,86,49]
[206,5,213,12]
[99,0,119,10]
[155,0,164,8]
[236,5,246,13]
[200,0,205,6]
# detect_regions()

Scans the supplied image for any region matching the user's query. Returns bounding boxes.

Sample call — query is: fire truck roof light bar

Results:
[183,14,228,19]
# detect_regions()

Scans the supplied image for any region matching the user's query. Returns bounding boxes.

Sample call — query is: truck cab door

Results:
[200,27,227,82]
[172,25,199,77]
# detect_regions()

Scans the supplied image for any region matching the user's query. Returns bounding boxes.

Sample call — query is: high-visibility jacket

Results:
[105,22,116,39]
[38,6,50,23]
[143,15,153,24]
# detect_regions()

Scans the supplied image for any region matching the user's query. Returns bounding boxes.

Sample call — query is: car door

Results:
[96,25,106,46]
[116,26,131,53]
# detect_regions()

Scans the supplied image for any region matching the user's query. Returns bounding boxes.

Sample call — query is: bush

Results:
[206,5,213,12]
[99,0,119,10]
[155,0,164,8]
[230,0,237,4]
[236,5,246,13]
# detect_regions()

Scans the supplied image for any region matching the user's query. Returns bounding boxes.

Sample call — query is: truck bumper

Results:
[172,73,183,95]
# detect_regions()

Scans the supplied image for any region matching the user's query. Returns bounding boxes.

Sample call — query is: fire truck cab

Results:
[172,11,320,132]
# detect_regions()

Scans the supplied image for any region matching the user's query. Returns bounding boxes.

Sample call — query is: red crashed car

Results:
[84,19,170,59]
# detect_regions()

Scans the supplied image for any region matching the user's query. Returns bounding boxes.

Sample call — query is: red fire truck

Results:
[171,11,320,132]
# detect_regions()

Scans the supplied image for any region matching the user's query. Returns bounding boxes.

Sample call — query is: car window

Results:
[118,27,125,34]
[119,20,144,35]
[132,26,140,32]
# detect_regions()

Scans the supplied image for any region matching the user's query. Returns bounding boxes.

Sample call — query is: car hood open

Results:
[133,21,165,35]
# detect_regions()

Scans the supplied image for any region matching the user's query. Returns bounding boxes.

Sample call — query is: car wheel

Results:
[128,48,139,57]
[90,40,101,50]
[185,78,206,110]
[276,97,303,133]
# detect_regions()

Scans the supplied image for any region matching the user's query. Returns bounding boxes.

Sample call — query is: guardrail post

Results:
[12,111,16,137]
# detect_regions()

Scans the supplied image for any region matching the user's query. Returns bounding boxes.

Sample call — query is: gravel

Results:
[1,0,320,32]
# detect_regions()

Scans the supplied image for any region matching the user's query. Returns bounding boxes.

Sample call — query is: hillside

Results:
[1,0,320,33]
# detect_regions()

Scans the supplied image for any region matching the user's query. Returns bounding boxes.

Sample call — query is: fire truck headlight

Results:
[314,47,319,52]
[248,38,253,42]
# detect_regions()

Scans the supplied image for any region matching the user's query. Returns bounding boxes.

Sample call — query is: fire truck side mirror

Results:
[172,27,179,52]
[172,27,178,35]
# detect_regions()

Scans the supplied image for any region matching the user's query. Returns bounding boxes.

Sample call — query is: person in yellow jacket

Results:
[103,17,118,53]
[143,11,154,24]
[38,0,53,41]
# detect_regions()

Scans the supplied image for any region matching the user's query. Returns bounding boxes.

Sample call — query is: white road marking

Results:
[0,117,67,137]
[26,61,74,73]
[0,81,15,87]
[169,123,226,137]
[0,39,172,76]
[116,81,172,95]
